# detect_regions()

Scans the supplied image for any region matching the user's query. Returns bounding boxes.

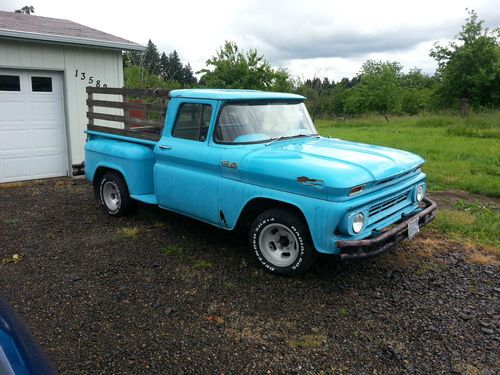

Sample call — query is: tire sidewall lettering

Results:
[100,178,121,215]
[252,216,305,273]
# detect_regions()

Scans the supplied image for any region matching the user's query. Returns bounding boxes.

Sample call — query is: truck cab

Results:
[85,88,436,276]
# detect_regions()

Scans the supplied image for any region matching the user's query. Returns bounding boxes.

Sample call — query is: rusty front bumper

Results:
[336,198,437,260]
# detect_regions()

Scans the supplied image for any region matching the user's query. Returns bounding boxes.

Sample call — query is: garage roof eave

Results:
[0,28,145,51]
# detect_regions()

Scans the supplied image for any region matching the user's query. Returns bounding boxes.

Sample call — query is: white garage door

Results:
[0,70,68,183]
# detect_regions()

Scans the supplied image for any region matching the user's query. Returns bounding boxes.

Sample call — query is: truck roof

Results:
[170,89,305,101]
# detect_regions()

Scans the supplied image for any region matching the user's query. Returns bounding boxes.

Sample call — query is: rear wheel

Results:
[98,172,132,216]
[249,208,316,276]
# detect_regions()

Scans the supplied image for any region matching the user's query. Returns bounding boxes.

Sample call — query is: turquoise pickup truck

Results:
[84,88,436,276]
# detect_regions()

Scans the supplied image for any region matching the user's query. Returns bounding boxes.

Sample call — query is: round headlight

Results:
[416,185,424,202]
[352,213,365,234]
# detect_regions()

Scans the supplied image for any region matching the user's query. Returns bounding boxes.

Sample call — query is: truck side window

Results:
[172,103,212,141]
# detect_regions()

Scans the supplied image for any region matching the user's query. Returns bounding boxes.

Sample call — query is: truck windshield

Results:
[214,101,318,144]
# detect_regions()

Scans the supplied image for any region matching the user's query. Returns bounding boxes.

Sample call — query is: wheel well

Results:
[236,198,309,233]
[92,167,125,199]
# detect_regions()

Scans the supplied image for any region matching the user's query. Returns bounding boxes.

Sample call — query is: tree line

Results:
[124,9,499,118]
[123,41,197,89]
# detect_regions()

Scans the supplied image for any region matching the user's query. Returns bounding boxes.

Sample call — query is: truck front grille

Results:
[369,191,409,218]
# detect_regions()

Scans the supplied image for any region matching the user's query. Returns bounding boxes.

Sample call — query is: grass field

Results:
[431,199,499,251]
[316,111,500,197]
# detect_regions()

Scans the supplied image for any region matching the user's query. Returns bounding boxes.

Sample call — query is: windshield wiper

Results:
[265,133,319,146]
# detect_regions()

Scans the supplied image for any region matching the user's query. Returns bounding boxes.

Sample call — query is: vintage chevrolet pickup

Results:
[84,87,436,276]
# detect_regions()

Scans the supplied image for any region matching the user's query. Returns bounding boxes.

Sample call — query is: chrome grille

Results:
[369,191,409,217]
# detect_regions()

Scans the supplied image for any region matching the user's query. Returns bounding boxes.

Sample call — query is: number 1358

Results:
[74,69,107,88]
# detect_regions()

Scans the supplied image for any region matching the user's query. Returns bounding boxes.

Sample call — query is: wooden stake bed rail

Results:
[86,86,170,141]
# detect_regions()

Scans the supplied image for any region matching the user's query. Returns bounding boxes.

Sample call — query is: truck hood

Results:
[236,137,424,200]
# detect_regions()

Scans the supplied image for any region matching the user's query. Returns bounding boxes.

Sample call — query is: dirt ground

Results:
[0,178,498,374]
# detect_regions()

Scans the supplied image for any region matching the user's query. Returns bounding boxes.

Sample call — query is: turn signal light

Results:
[349,185,365,196]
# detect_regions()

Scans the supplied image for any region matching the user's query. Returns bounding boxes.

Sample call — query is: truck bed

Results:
[86,86,169,142]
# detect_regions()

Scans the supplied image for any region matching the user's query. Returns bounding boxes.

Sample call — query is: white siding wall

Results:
[0,39,124,169]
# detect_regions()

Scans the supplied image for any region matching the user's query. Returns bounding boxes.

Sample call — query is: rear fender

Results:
[85,138,155,195]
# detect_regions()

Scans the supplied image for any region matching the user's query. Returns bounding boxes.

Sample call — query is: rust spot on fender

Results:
[296,176,325,189]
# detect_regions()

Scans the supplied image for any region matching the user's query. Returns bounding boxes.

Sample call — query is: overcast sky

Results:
[2,0,500,81]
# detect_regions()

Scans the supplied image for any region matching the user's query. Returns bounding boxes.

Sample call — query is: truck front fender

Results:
[218,178,342,254]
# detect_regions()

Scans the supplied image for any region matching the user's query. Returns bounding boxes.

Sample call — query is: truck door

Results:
[153,99,222,225]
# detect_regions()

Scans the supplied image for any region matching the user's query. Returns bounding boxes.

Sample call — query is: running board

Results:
[130,194,158,205]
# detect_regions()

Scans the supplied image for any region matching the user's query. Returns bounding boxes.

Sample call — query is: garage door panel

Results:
[29,100,61,122]
[31,128,65,149]
[2,157,31,180]
[32,154,67,177]
[0,129,29,151]
[0,70,67,183]
[0,101,26,122]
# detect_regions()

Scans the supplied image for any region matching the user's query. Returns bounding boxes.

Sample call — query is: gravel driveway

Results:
[0,178,498,374]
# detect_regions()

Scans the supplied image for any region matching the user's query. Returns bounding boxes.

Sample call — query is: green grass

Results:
[223,281,236,289]
[316,111,500,197]
[117,227,139,239]
[431,200,500,251]
[162,244,183,256]
[338,307,348,317]
[193,259,213,270]
[287,335,327,349]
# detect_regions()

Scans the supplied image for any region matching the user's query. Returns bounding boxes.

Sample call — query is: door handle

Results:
[159,145,172,150]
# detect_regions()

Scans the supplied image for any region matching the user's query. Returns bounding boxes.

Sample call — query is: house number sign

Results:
[74,69,108,88]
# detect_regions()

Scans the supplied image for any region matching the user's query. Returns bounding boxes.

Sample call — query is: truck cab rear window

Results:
[31,77,52,92]
[172,103,212,142]
[0,75,20,91]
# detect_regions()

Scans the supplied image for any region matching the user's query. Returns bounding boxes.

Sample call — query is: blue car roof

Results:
[170,89,305,101]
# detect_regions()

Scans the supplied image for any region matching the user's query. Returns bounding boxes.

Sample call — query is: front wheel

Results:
[249,208,316,276]
[98,172,133,216]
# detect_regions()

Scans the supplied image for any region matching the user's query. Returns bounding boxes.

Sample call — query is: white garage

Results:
[0,10,144,183]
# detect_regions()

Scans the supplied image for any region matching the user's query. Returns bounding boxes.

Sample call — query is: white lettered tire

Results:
[98,172,132,217]
[249,208,316,276]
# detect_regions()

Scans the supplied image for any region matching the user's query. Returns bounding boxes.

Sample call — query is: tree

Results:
[198,41,292,91]
[123,42,197,86]
[399,68,436,114]
[430,9,500,112]
[330,84,353,117]
[322,77,332,89]
[338,76,359,88]
[124,65,180,90]
[159,50,195,86]
[159,52,169,80]
[347,60,403,121]
[143,40,161,75]
[296,76,332,120]
[166,50,184,82]
[181,63,197,86]
[123,50,143,69]
[15,5,34,14]
[272,68,295,92]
